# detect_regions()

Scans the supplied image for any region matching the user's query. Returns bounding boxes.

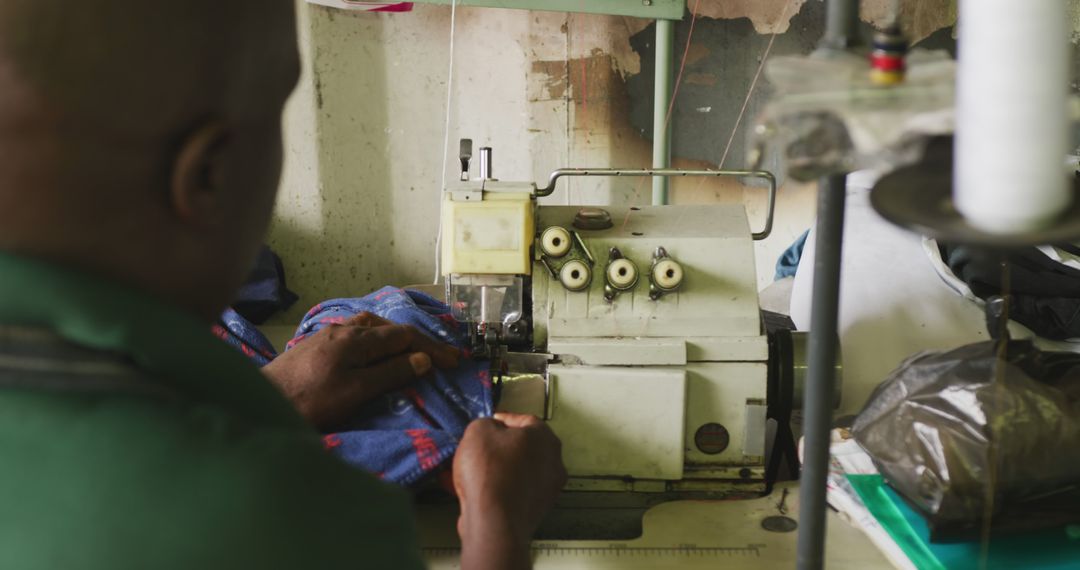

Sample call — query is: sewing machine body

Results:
[530,205,769,491]
[441,168,776,500]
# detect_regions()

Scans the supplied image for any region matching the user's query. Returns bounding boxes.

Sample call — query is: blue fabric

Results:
[232,246,298,325]
[218,287,493,487]
[214,308,277,368]
[775,229,810,281]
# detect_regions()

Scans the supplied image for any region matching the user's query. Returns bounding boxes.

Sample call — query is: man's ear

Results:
[170,121,230,226]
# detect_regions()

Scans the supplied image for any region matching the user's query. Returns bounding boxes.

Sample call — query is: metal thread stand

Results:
[796,174,848,570]
[796,2,860,569]
[821,0,860,50]
[652,19,675,206]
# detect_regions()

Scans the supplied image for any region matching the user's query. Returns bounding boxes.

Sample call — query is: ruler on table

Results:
[424,543,771,569]
[419,483,892,569]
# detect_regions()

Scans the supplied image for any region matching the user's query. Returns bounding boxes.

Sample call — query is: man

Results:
[0,1,565,569]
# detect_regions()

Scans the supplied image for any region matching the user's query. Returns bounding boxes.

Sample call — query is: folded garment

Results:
[219,287,492,487]
[934,242,1080,341]
[775,229,810,281]
[231,246,299,325]
[214,308,277,368]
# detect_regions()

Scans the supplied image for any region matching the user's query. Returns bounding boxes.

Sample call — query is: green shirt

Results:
[0,252,426,570]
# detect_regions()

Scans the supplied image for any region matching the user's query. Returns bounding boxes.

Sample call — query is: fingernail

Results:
[410,352,432,375]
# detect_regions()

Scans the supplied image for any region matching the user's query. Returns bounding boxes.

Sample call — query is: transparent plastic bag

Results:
[852,340,1080,542]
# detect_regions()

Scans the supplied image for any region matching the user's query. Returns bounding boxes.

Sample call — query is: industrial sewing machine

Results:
[432,141,837,543]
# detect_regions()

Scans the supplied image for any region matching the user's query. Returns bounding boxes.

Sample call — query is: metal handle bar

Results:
[534,168,777,240]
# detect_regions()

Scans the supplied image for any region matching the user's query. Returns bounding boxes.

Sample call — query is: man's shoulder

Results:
[0,388,425,570]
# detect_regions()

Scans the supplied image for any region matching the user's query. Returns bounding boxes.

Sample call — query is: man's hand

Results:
[262,312,459,431]
[453,413,567,570]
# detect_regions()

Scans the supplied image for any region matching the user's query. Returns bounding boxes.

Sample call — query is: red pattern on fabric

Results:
[323,434,343,449]
[406,429,440,471]
[285,333,307,350]
[404,387,426,410]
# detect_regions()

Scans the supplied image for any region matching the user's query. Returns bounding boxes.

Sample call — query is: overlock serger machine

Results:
[440,140,836,537]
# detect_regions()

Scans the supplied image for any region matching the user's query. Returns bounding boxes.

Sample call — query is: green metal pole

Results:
[652,18,675,206]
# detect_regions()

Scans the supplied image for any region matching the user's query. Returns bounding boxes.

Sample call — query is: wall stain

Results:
[684,43,710,66]
[685,72,718,87]
[530,60,569,101]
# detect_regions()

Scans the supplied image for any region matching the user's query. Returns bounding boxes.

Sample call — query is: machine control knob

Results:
[573,207,614,230]
[559,259,592,291]
[607,258,638,290]
[540,226,572,258]
[652,258,684,291]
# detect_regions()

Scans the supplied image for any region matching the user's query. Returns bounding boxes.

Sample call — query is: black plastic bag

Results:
[940,243,1080,340]
[852,340,1080,542]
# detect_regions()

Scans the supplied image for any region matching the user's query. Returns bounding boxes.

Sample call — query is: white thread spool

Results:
[607,258,638,290]
[652,259,684,291]
[540,226,572,258]
[560,260,592,292]
[954,0,1071,234]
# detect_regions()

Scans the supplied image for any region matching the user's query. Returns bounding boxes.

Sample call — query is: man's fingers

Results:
[492,413,544,428]
[346,324,421,364]
[377,326,460,369]
[345,312,392,327]
[311,353,430,431]
[351,352,431,396]
[409,352,433,376]
[343,323,460,369]
[401,330,460,369]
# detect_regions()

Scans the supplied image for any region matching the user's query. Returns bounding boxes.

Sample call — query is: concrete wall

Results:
[267,0,963,323]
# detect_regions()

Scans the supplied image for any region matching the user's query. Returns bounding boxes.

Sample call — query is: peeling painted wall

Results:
[268,0,1061,323]
[689,0,809,34]
[860,0,957,43]
[628,0,965,182]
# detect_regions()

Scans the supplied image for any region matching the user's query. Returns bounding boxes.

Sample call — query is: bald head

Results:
[0,0,299,320]
[0,0,298,140]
